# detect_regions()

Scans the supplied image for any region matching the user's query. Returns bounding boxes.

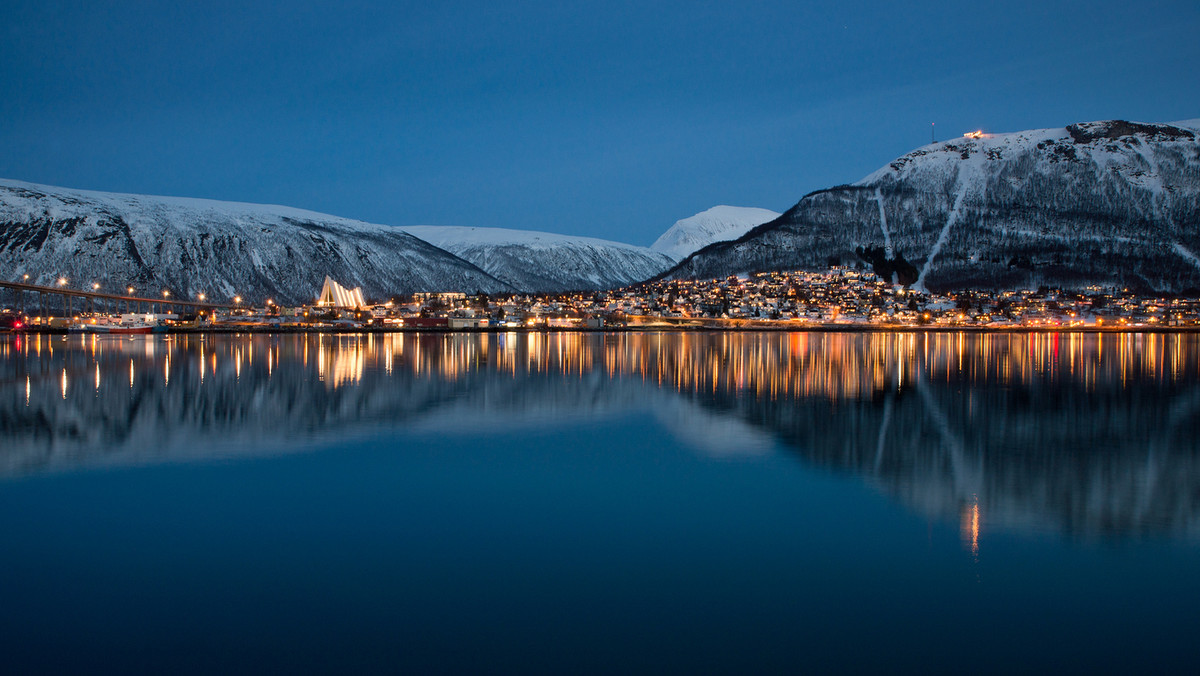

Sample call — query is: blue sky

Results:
[2,0,1198,246]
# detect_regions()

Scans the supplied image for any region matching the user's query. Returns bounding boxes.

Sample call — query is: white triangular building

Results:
[316,276,366,309]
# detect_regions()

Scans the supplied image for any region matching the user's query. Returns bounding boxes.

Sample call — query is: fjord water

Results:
[2,331,1199,673]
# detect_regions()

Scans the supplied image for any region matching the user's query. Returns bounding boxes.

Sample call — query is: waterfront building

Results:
[316,276,366,309]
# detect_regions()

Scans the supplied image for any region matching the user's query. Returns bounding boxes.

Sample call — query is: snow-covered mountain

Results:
[650,205,780,261]
[0,179,510,304]
[402,225,673,292]
[663,119,1200,292]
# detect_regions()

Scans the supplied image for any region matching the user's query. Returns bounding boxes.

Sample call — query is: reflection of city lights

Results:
[15,333,1190,460]
[961,498,980,558]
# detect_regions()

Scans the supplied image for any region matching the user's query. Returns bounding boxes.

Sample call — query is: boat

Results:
[0,313,25,332]
[97,324,155,335]
[69,316,159,334]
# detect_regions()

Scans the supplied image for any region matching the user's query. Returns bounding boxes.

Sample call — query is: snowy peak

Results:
[402,225,673,292]
[863,119,1197,185]
[651,205,781,261]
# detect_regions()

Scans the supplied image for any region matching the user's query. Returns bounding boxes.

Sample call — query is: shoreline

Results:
[7,324,1200,336]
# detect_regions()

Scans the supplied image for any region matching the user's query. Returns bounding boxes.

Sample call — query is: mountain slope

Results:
[650,205,780,261]
[663,120,1200,292]
[0,179,510,304]
[402,225,673,292]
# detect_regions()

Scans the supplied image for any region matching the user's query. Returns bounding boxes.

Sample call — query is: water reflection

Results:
[2,331,1199,540]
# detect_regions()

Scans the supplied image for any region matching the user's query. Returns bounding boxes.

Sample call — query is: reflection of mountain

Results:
[0,333,756,474]
[683,364,1200,539]
[3,332,1200,539]
[653,332,1200,539]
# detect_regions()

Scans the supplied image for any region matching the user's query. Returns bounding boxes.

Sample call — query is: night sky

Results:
[2,0,1197,245]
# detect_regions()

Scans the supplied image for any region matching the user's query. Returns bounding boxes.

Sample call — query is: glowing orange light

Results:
[961,499,981,558]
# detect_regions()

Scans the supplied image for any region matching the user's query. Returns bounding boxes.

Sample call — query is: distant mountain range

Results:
[5,117,1196,301]
[402,226,672,292]
[662,119,1200,293]
[0,179,707,299]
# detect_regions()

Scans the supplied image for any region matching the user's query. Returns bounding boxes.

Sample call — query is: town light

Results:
[198,293,206,302]
[234,296,242,305]
[127,286,135,295]
[92,283,100,290]
[162,290,170,298]
[58,278,67,286]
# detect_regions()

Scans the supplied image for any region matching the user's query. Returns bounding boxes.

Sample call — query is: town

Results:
[6,268,1200,332]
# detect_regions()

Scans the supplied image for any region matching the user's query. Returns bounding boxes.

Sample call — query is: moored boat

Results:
[69,316,159,334]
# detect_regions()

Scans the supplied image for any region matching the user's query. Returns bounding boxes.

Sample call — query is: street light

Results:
[162,290,170,298]
[92,283,100,291]
[58,278,67,287]
[234,296,242,305]
[127,287,135,295]
[198,293,206,302]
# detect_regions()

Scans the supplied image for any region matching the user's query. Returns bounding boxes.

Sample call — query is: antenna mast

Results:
[931,122,935,144]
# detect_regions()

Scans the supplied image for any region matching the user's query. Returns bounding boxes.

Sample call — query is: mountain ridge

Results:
[0,178,511,304]
[661,119,1200,293]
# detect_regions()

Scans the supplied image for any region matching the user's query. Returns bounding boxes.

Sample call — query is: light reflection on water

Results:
[2,331,1199,541]
[5,330,1194,393]
[3,331,1200,673]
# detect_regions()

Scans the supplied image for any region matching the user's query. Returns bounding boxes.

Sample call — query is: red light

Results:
[13,322,22,328]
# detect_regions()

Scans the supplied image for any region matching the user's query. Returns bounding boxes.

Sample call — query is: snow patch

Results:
[874,188,894,260]
[651,205,780,261]
[1172,243,1200,271]
[915,176,974,292]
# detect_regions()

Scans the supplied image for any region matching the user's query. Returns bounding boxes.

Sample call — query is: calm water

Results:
[2,331,1199,674]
